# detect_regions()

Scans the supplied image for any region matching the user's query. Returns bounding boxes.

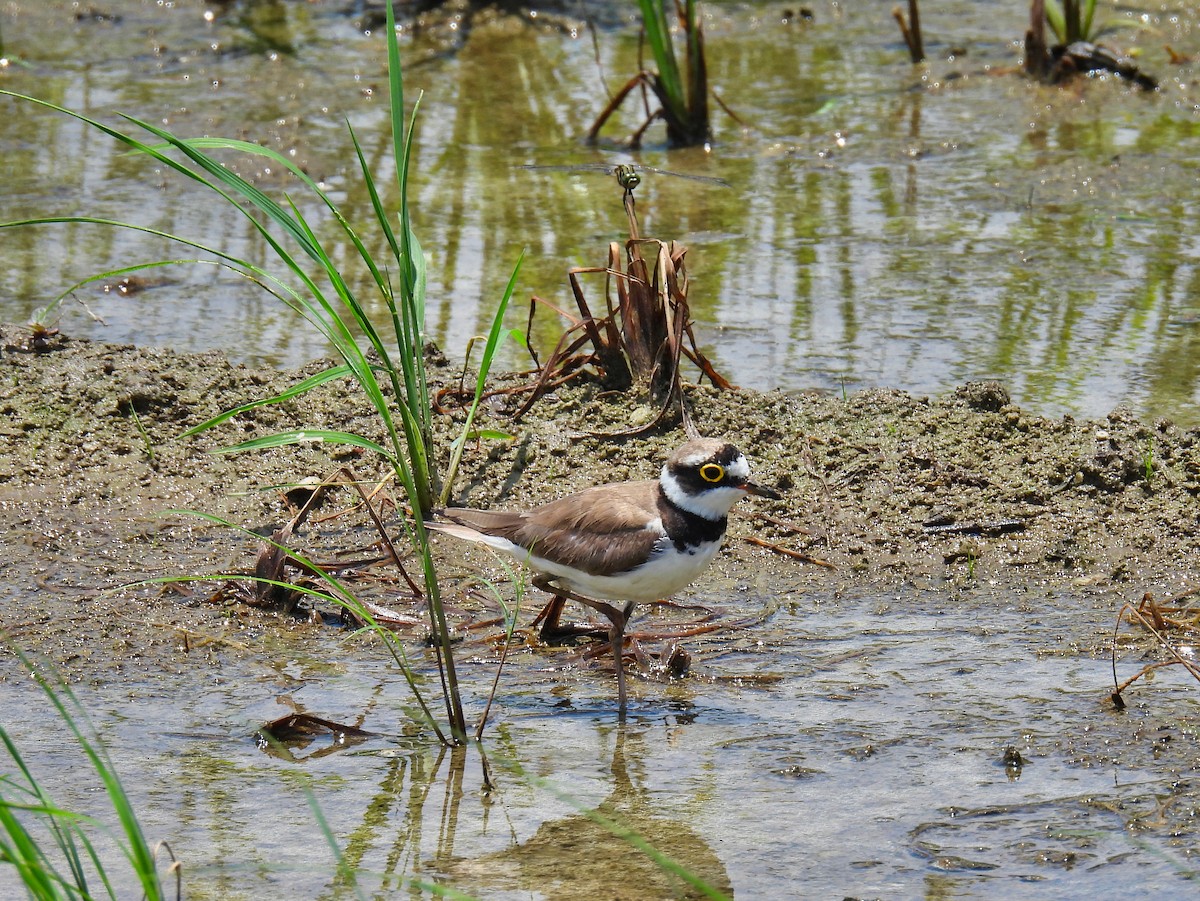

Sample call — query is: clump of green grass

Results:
[1025,0,1158,88]
[0,652,179,900]
[0,3,520,744]
[1032,0,1135,47]
[1044,0,1099,45]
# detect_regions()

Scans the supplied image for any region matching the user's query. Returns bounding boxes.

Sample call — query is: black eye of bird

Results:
[699,463,725,483]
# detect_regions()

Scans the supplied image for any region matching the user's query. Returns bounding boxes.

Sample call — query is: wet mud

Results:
[4,324,1198,597]
[3,323,1198,670]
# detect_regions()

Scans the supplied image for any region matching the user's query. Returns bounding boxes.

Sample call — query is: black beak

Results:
[741,479,782,500]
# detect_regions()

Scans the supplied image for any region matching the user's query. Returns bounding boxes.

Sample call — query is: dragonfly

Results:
[517,162,729,193]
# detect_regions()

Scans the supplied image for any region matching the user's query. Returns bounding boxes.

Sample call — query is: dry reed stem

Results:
[1110,593,1200,709]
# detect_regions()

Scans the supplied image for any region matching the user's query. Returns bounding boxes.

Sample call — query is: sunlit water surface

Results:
[1,583,1196,899]
[2,1,1200,422]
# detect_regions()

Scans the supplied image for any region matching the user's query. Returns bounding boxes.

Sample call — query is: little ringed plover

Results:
[426,437,781,715]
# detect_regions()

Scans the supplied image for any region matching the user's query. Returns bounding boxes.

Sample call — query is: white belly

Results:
[529,538,723,603]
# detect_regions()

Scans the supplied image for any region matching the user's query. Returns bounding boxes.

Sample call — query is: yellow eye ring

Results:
[699,463,725,483]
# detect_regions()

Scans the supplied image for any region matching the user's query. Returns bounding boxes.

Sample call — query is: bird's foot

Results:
[578,636,690,682]
[531,593,612,644]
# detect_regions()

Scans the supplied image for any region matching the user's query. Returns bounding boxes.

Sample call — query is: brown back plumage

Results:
[439,480,665,577]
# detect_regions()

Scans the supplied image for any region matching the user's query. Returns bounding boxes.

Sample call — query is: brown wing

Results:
[441,480,664,576]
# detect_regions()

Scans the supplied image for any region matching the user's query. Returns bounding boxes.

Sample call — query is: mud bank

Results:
[1,324,1197,674]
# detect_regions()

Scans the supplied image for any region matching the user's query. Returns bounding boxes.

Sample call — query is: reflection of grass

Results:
[589,0,710,147]
[0,651,483,899]
[0,652,177,900]
[2,644,724,898]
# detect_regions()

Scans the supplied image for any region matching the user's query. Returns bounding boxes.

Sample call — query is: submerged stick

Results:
[1110,597,1200,709]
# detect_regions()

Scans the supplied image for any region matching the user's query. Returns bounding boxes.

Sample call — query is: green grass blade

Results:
[0,92,319,276]
[439,251,525,505]
[144,123,424,486]
[347,124,402,280]
[6,216,388,420]
[282,194,383,352]
[383,0,464,739]
[1045,0,1066,43]
[209,429,397,461]
[180,364,353,437]
[8,654,165,899]
[0,778,70,897]
[140,116,424,512]
[272,197,409,471]
[382,0,436,516]
[170,135,411,413]
[157,136,324,194]
[387,0,410,277]
[1,725,95,896]
[118,114,325,265]
[470,263,524,409]
[0,218,272,285]
[1081,0,1097,41]
[1,101,388,380]
[32,259,196,325]
[6,5,473,745]
[637,0,686,117]
[301,787,366,900]
[0,216,351,357]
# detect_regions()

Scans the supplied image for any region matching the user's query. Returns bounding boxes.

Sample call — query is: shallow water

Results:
[3,1,1200,422]
[2,581,1197,899]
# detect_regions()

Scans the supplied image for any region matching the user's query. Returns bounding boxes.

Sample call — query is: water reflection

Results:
[448,727,733,900]
[2,1,1199,421]
[3,579,1199,899]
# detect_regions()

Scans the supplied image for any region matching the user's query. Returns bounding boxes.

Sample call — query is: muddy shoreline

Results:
[3,324,1197,671]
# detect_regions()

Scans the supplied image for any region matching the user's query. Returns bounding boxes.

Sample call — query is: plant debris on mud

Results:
[1,325,1198,684]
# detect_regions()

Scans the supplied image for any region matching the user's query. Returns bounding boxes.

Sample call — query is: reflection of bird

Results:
[427,438,781,714]
[441,726,735,900]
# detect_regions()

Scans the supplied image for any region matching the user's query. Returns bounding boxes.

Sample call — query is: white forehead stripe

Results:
[726,455,750,480]
[676,447,713,467]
